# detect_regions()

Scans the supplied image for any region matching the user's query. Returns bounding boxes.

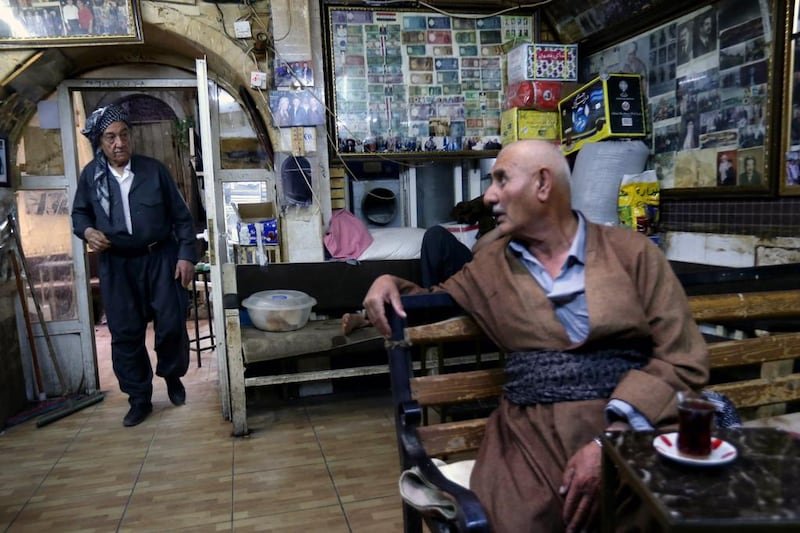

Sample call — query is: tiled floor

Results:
[0,321,405,532]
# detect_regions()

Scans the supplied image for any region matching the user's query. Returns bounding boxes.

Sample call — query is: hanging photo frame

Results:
[781,0,800,195]
[0,0,143,49]
[585,0,779,197]
[0,137,9,187]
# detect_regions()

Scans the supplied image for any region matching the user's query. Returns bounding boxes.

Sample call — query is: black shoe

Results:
[166,376,186,406]
[123,403,152,427]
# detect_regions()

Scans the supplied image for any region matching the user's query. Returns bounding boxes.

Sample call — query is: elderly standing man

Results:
[363,140,709,532]
[72,104,197,427]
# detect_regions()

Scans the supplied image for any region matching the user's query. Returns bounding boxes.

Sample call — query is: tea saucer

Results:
[652,432,738,466]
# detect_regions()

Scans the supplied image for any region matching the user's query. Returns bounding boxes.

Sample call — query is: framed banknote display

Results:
[324,6,535,157]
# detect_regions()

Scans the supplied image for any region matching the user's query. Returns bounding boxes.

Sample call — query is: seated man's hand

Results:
[559,439,602,533]
[362,274,405,337]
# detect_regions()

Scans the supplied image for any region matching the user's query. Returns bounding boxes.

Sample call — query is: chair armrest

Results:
[399,400,490,532]
[388,293,491,533]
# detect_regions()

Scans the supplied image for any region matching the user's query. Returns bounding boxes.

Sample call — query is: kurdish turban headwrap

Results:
[80,104,131,218]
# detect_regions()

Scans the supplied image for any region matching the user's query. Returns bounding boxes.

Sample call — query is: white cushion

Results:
[358,227,426,260]
[432,458,475,489]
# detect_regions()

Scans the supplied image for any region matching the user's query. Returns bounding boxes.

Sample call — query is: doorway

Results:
[14,76,205,399]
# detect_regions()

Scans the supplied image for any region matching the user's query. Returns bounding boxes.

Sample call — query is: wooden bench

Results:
[223,259,420,436]
[387,288,800,533]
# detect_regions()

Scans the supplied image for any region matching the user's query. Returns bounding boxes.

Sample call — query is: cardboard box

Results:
[506,43,578,84]
[503,80,564,111]
[501,108,559,145]
[235,202,279,245]
[558,74,647,155]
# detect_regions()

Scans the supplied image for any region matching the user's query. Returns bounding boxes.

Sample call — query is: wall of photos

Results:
[587,0,771,192]
[785,0,800,194]
[327,8,533,155]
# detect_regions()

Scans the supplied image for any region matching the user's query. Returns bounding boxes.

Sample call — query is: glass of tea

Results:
[677,397,717,457]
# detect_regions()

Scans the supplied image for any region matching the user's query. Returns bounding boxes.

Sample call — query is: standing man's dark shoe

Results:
[166,376,186,406]
[123,403,153,427]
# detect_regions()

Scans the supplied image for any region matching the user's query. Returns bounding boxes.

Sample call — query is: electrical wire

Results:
[368,0,553,20]
[270,0,293,42]
[214,2,251,53]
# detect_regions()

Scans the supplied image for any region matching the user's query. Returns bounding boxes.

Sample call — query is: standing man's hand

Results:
[84,227,111,252]
[175,259,195,289]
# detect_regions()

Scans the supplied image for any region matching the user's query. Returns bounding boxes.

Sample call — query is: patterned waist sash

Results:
[503,348,649,405]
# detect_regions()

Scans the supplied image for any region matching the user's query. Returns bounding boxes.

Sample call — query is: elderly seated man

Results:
[363,140,709,533]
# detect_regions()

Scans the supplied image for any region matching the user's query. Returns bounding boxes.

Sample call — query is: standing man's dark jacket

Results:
[72,154,196,262]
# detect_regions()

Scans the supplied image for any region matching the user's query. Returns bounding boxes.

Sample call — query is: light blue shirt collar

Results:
[508,211,587,270]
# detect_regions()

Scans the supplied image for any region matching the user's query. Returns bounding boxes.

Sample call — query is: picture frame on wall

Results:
[0,0,143,49]
[585,0,778,198]
[782,0,800,195]
[0,138,9,187]
[323,6,536,158]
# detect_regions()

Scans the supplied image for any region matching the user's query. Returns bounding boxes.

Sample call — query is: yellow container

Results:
[501,108,559,145]
[558,74,647,155]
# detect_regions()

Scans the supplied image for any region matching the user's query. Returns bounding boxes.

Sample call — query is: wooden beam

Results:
[411,368,504,407]
[707,332,800,368]
[689,290,800,322]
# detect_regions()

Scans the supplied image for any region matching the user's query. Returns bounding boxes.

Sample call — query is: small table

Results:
[189,264,215,366]
[601,428,800,532]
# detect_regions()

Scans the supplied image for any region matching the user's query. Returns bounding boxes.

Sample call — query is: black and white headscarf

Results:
[80,104,131,217]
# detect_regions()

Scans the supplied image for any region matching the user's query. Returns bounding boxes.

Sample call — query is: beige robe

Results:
[399,222,709,532]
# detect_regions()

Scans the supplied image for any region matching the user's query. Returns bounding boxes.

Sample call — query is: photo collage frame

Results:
[587,0,773,194]
[783,0,800,195]
[0,0,142,48]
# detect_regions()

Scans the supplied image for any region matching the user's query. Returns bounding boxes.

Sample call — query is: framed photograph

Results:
[782,0,800,195]
[0,0,143,49]
[0,137,9,187]
[585,0,778,198]
[269,89,325,128]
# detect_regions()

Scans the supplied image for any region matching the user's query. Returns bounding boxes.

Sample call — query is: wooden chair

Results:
[387,289,800,533]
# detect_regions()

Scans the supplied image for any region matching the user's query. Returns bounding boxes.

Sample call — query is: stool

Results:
[189,264,215,366]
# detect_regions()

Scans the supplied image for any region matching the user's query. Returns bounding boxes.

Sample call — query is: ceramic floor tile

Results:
[230,504,350,532]
[120,474,233,530]
[35,455,143,499]
[343,494,405,533]
[232,463,339,520]
[233,428,323,474]
[8,490,129,532]
[315,418,397,462]
[139,443,233,483]
[306,395,393,423]
[327,452,400,502]
[0,477,43,507]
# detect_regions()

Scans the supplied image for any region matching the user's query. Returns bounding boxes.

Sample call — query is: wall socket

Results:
[234,20,252,39]
[250,71,267,89]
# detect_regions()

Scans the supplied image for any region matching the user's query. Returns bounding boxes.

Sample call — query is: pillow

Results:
[358,227,427,260]
[324,209,374,259]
